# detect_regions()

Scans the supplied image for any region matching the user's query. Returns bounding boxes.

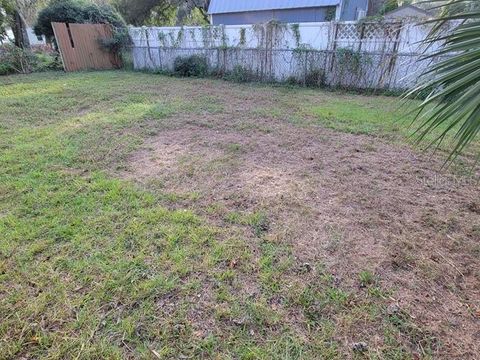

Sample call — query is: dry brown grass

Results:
[121,81,480,358]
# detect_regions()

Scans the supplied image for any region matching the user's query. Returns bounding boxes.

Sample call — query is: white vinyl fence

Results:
[128,21,451,90]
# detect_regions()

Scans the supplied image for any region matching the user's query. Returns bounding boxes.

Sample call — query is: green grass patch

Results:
[309,97,406,136]
[0,71,442,359]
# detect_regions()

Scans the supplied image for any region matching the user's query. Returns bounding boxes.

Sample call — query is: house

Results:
[384,4,433,20]
[1,27,46,46]
[208,0,370,25]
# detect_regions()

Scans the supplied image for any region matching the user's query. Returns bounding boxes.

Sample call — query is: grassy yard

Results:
[0,71,479,359]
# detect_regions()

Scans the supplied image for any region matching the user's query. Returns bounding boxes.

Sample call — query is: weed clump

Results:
[223,65,258,83]
[174,54,209,77]
[286,68,326,88]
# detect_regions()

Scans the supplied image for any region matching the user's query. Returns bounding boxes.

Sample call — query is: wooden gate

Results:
[52,22,120,72]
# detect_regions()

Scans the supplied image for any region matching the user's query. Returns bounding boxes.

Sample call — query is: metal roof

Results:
[384,4,433,17]
[208,0,340,14]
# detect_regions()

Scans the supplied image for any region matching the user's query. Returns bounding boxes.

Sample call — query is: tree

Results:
[34,0,125,40]
[0,0,43,47]
[12,7,29,47]
[180,7,208,25]
[407,0,480,160]
[181,0,209,23]
[113,0,174,26]
[112,0,210,26]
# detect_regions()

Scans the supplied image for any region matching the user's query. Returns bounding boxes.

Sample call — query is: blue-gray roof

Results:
[208,0,340,14]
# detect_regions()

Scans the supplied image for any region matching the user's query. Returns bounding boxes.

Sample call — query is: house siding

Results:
[209,0,340,14]
[340,0,369,20]
[211,7,334,25]
[210,0,370,25]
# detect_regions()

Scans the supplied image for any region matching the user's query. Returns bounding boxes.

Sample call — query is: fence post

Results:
[303,50,308,86]
[145,27,156,69]
[158,46,162,70]
[378,21,403,91]
[329,22,339,72]
[223,47,227,75]
[358,23,365,52]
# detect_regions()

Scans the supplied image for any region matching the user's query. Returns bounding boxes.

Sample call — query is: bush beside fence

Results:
[0,44,61,75]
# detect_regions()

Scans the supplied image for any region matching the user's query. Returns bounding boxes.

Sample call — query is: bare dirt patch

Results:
[122,89,479,358]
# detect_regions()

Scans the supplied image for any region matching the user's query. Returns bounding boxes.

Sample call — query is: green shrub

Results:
[285,76,299,86]
[0,44,62,75]
[335,48,371,74]
[0,63,13,76]
[98,27,131,67]
[173,54,208,77]
[99,28,130,53]
[34,0,125,40]
[32,50,63,72]
[285,68,326,88]
[224,65,257,83]
[0,44,35,74]
[305,68,326,87]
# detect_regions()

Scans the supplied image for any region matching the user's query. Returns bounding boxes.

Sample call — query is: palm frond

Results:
[407,0,480,162]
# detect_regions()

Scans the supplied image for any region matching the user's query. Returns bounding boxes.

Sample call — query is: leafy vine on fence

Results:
[325,7,336,21]
[290,24,301,48]
[189,28,197,44]
[199,25,227,48]
[157,28,184,48]
[239,28,246,47]
[158,31,168,47]
[251,21,289,80]
[336,48,371,74]
[130,21,412,91]
[333,48,373,87]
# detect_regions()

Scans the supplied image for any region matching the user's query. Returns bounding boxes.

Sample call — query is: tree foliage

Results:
[181,0,209,23]
[0,0,13,41]
[34,0,125,39]
[112,0,209,26]
[113,0,171,26]
[407,0,480,160]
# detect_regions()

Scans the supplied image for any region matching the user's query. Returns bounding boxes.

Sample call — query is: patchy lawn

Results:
[0,71,479,359]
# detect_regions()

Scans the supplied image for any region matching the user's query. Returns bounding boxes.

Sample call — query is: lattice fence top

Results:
[336,22,402,41]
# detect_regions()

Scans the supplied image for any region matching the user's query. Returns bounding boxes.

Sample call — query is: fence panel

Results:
[128,21,448,90]
[52,22,120,72]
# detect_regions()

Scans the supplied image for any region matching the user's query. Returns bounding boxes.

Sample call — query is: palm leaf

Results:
[408,0,480,162]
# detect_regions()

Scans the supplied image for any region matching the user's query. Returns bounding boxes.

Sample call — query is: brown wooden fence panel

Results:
[52,22,120,72]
